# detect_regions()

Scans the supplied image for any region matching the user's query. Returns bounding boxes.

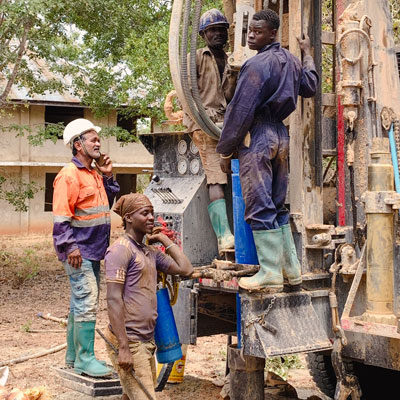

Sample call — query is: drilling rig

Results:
[142,0,400,398]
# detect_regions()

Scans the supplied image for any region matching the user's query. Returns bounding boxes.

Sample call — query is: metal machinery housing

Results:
[142,0,400,398]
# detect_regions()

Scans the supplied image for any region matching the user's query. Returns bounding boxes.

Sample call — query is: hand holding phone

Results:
[96,153,106,167]
[95,153,113,177]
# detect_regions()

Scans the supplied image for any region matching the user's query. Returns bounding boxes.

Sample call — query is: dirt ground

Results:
[0,234,323,400]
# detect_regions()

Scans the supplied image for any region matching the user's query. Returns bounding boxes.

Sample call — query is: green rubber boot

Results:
[66,314,106,368]
[208,199,235,253]
[65,313,76,367]
[74,321,112,377]
[281,224,302,286]
[239,228,284,292]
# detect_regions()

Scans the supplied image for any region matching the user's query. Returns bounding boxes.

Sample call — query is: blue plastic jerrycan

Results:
[231,158,258,265]
[154,287,182,364]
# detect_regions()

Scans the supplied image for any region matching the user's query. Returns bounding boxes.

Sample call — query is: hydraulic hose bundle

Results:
[169,0,221,140]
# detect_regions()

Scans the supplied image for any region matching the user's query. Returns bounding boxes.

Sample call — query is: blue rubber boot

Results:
[74,321,112,377]
[239,229,284,292]
[208,199,235,253]
[281,224,302,287]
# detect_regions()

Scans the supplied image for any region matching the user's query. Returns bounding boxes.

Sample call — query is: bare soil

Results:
[0,234,320,400]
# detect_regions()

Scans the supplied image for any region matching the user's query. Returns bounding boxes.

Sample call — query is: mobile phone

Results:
[96,153,106,167]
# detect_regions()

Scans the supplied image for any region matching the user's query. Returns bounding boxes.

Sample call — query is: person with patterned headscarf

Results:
[104,193,193,400]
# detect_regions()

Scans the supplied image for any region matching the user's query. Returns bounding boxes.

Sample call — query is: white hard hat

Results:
[63,118,101,147]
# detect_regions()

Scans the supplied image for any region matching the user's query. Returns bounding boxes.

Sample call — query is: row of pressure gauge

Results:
[177,139,201,175]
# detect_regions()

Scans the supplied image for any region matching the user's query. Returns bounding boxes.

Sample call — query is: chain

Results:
[245,295,277,328]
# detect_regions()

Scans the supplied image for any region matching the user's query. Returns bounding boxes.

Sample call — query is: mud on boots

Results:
[65,313,76,367]
[208,199,235,253]
[65,313,108,368]
[281,224,302,292]
[74,320,112,377]
[238,228,284,293]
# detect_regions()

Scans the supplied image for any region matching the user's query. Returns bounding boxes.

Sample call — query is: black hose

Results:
[180,0,218,139]
[190,0,221,140]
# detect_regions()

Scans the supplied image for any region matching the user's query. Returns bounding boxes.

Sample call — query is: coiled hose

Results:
[189,0,222,140]
[178,0,221,140]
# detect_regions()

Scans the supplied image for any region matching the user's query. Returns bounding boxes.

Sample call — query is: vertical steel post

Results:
[362,140,397,325]
[335,0,346,226]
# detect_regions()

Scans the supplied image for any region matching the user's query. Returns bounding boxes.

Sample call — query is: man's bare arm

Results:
[106,282,133,370]
[147,232,193,277]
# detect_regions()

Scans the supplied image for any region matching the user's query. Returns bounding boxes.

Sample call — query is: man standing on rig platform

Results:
[217,9,318,293]
[182,8,238,255]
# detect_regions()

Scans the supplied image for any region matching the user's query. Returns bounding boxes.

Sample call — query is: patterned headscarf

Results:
[113,193,153,219]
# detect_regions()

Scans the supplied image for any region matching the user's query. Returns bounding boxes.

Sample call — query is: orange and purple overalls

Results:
[52,157,120,261]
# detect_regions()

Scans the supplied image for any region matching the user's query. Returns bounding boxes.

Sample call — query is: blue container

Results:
[232,159,259,349]
[154,288,182,364]
[232,159,259,265]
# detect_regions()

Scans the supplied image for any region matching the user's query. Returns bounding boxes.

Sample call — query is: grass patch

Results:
[0,248,40,288]
[265,355,303,381]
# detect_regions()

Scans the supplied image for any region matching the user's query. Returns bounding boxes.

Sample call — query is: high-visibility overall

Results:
[53,157,120,261]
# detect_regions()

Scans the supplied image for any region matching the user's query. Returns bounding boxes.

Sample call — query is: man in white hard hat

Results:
[53,118,120,377]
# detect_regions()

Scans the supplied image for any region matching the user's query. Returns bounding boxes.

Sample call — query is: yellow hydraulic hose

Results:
[158,272,179,306]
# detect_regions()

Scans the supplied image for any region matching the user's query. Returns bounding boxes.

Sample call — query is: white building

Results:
[0,87,153,234]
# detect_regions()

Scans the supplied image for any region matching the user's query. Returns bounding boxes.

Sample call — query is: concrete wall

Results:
[0,106,153,166]
[0,166,127,234]
[0,104,153,234]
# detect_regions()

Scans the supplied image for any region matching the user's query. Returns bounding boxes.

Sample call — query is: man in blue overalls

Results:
[217,9,318,292]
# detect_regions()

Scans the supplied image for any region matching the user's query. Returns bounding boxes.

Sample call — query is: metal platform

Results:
[241,291,332,358]
[52,367,122,397]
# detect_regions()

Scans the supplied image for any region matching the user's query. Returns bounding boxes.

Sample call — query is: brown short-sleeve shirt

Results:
[105,235,173,342]
[183,47,238,133]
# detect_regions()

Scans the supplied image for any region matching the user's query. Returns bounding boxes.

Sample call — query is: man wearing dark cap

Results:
[104,193,193,400]
[183,8,237,255]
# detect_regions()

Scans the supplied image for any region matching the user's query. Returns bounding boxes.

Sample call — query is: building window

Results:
[396,48,400,82]
[117,113,137,142]
[44,173,57,212]
[115,174,137,201]
[45,106,84,138]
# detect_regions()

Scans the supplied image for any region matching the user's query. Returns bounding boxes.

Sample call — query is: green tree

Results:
[0,0,220,210]
[390,0,400,44]
[0,0,398,211]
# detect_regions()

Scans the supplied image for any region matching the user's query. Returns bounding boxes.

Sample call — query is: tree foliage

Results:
[0,0,398,212]
[0,0,399,123]
[390,0,400,45]
[0,172,41,212]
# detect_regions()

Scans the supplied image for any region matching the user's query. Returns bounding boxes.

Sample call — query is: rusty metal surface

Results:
[199,277,239,292]
[172,284,197,344]
[342,331,400,372]
[241,292,332,358]
[331,337,362,400]
[341,317,400,340]
[341,244,366,318]
[228,344,265,400]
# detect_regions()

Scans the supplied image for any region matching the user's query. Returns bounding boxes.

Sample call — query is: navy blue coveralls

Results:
[216,42,318,231]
